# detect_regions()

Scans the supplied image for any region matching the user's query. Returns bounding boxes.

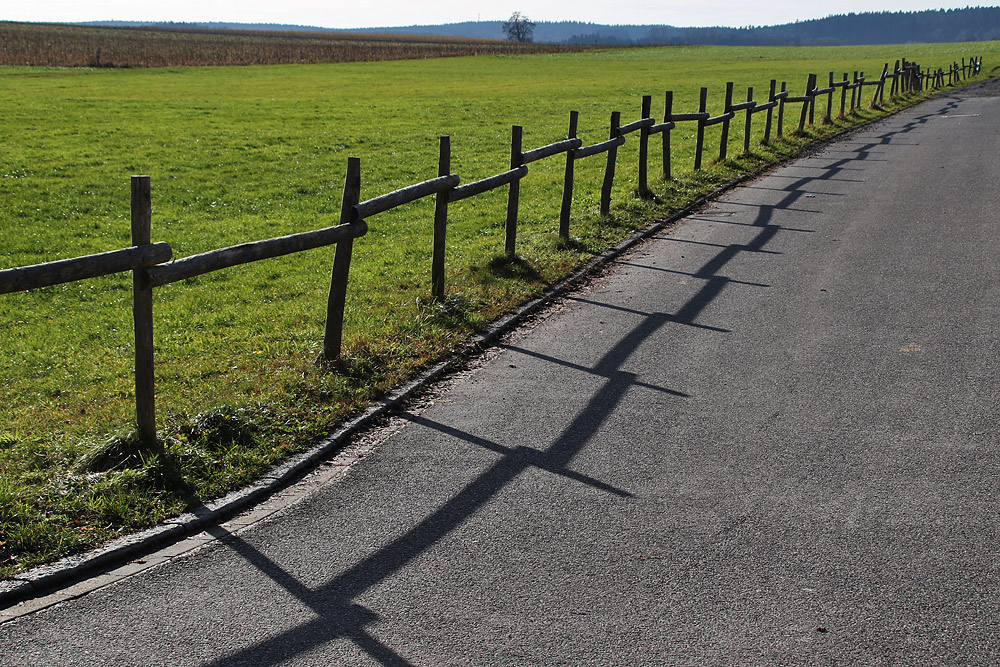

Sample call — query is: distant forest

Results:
[83,7,1000,46]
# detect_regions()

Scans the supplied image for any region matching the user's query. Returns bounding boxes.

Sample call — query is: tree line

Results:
[79,7,1000,47]
[562,8,1000,46]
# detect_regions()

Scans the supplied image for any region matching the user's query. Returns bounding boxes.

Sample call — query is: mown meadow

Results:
[2,41,998,576]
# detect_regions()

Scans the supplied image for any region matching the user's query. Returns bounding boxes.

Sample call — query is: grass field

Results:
[2,42,997,576]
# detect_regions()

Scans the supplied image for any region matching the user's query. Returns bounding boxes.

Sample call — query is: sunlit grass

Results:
[1,41,996,576]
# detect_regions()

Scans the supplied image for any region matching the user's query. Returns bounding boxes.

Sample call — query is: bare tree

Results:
[502,12,535,43]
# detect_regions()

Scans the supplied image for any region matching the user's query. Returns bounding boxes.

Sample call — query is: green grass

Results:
[2,42,998,577]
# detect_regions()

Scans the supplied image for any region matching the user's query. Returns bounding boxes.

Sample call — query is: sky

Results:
[3,1,990,30]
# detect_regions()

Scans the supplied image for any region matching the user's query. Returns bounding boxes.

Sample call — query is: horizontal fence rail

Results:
[450,166,527,202]
[574,135,626,159]
[351,174,460,222]
[0,243,171,295]
[147,222,369,287]
[521,138,582,164]
[1,53,983,445]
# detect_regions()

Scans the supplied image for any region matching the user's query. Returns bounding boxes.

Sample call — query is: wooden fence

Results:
[0,54,984,446]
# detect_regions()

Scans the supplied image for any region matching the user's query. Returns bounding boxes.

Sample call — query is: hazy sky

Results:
[3,1,987,30]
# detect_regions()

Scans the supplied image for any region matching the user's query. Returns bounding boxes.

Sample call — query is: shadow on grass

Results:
[473,254,543,283]
[553,236,591,254]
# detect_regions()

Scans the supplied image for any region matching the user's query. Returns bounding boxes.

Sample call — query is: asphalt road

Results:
[3,89,999,666]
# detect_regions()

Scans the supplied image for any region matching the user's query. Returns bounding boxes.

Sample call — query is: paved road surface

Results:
[2,89,999,666]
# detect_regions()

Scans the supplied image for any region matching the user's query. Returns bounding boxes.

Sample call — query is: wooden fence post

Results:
[600,111,620,217]
[559,111,578,239]
[694,87,707,170]
[798,74,815,132]
[776,82,785,139]
[743,86,753,154]
[851,71,858,111]
[808,74,817,126]
[638,95,652,199]
[825,72,834,123]
[873,63,888,108]
[719,81,733,162]
[662,91,673,180]
[323,157,361,361]
[431,136,450,299]
[763,80,775,145]
[840,73,848,116]
[505,125,522,257]
[131,175,158,448]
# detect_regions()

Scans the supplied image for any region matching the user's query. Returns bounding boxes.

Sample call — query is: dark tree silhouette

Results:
[502,12,535,42]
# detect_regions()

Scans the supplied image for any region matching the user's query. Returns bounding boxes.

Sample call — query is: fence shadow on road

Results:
[199,96,960,667]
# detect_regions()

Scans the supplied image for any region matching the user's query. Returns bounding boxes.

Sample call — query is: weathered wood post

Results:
[763,80,775,145]
[743,86,753,154]
[662,91,673,180]
[638,95,652,199]
[840,73,848,116]
[431,136,450,299]
[851,71,858,111]
[694,87,707,170]
[825,72,834,123]
[807,74,817,126]
[776,82,786,139]
[719,81,733,162]
[599,111,621,217]
[323,157,361,361]
[873,63,888,108]
[131,175,158,448]
[798,74,815,132]
[505,125,523,257]
[559,111,578,240]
